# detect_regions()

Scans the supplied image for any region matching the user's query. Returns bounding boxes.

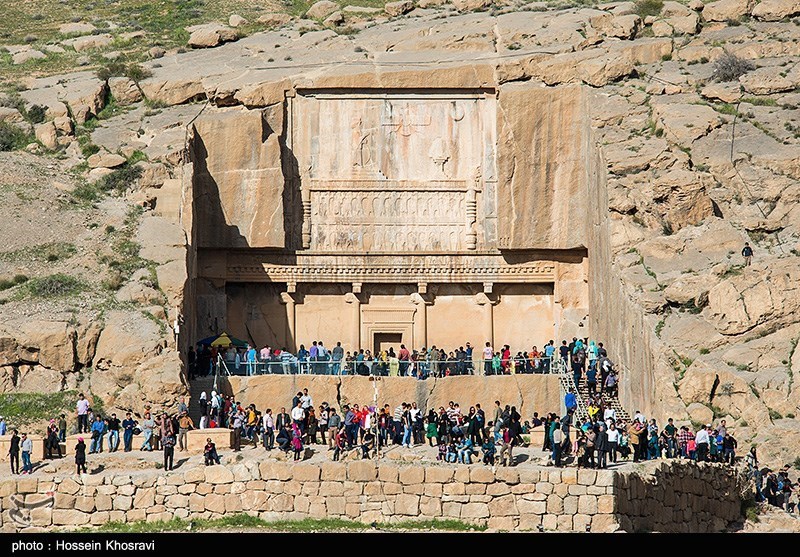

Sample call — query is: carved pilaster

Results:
[344,291,362,351]
[465,169,480,250]
[279,291,297,352]
[410,292,433,349]
[301,185,311,249]
[474,291,499,348]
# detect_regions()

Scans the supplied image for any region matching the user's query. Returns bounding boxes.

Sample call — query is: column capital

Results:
[344,292,362,304]
[474,292,499,306]
[352,282,363,294]
[286,281,297,293]
[410,292,433,306]
[483,282,493,294]
[279,292,296,305]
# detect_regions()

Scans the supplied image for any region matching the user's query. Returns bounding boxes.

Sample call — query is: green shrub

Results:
[699,348,710,355]
[25,104,46,124]
[23,274,85,298]
[96,61,153,83]
[634,0,664,18]
[0,121,32,151]
[768,408,783,421]
[0,274,28,290]
[97,164,143,194]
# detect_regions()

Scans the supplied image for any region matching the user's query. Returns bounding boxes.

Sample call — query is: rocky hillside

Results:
[0,0,799,474]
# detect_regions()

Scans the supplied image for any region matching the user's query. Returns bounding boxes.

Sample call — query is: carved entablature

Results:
[225,260,556,284]
[289,89,498,253]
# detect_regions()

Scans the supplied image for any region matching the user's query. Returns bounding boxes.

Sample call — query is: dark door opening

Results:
[373,333,403,355]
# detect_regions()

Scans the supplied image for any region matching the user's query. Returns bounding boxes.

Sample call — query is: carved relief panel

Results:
[291,90,497,252]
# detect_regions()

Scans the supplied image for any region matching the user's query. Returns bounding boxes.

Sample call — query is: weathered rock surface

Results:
[186,23,238,48]
[306,0,340,19]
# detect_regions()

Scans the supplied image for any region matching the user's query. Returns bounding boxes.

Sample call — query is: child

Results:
[204,439,220,465]
[291,423,303,461]
[446,441,458,463]
[687,438,697,461]
[333,427,346,461]
[437,441,447,462]
[481,437,495,466]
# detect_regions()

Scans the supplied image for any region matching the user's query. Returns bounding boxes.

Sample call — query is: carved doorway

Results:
[374,333,403,355]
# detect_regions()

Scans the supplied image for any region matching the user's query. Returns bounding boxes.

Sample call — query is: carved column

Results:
[474,283,499,348]
[279,287,297,352]
[411,284,433,349]
[345,283,363,351]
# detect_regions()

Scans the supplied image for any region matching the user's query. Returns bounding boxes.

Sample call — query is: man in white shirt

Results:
[606,423,620,463]
[695,425,710,462]
[262,409,274,450]
[300,388,313,411]
[76,393,90,434]
[291,401,306,431]
[483,342,494,376]
[603,407,616,424]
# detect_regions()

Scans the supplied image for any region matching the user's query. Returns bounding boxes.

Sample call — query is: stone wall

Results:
[0,460,742,533]
[223,375,563,420]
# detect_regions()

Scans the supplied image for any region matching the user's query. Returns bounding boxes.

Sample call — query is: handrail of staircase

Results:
[555,357,590,423]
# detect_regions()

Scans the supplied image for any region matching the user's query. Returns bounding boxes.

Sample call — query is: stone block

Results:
[542,513,558,531]
[470,466,495,483]
[595,469,615,487]
[398,466,424,485]
[342,482,363,496]
[495,467,519,485]
[519,513,542,530]
[95,495,113,512]
[196,483,212,495]
[112,475,132,486]
[147,505,166,515]
[442,501,462,518]
[468,494,492,503]
[486,483,511,496]
[561,468,578,485]
[293,464,321,482]
[127,509,146,522]
[165,494,189,509]
[512,483,538,495]
[465,483,486,495]
[425,467,454,483]
[326,496,346,515]
[488,494,517,517]
[347,461,377,482]
[183,467,205,483]
[536,481,553,495]
[113,495,133,511]
[282,481,301,496]
[568,484,587,496]
[556,513,573,532]
[378,465,399,483]
[90,511,110,526]
[518,469,540,483]
[424,483,443,497]
[591,513,620,533]
[178,484,196,495]
[57,478,80,495]
[54,493,76,509]
[573,513,591,531]
[577,469,597,485]
[270,493,294,512]
[548,470,561,484]
[319,481,345,497]
[52,510,90,525]
[443,482,466,496]
[204,493,226,513]
[394,494,420,516]
[320,462,347,481]
[16,478,38,494]
[117,484,136,497]
[29,507,52,527]
[109,510,126,522]
[598,494,616,512]
[345,503,360,518]
[420,496,442,516]
[461,502,489,519]
[97,485,116,496]
[487,516,517,531]
[578,495,598,514]
[82,474,105,486]
[586,485,607,495]
[293,495,310,513]
[518,499,546,515]
[553,483,569,497]
[189,493,204,512]
[402,483,423,495]
[454,467,470,483]
[546,494,563,514]
[563,495,578,515]
[157,485,178,496]
[187,428,233,451]
[204,465,234,484]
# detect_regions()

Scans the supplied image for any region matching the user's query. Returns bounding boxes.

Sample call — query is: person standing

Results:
[178,411,194,452]
[695,425,710,462]
[162,432,176,471]
[75,437,87,474]
[742,242,753,266]
[107,413,121,452]
[231,408,244,452]
[58,414,67,442]
[8,429,20,474]
[262,408,275,450]
[122,413,136,452]
[483,342,494,375]
[552,417,564,467]
[327,408,341,449]
[89,415,105,454]
[607,422,619,464]
[20,433,33,475]
[140,412,155,451]
[76,393,90,434]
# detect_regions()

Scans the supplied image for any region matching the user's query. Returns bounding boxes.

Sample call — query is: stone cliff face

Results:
[1,0,799,465]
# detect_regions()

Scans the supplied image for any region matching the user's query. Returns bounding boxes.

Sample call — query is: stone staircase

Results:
[556,359,630,423]
[574,374,631,423]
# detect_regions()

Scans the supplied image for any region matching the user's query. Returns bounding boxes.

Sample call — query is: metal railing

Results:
[204,355,560,377]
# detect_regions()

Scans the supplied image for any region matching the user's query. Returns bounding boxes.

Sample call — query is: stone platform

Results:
[0,456,744,533]
[187,428,234,451]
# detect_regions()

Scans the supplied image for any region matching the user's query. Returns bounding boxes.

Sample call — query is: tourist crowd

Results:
[186,338,617,378]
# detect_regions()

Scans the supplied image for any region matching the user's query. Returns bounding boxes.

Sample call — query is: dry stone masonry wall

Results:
[0,460,742,533]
